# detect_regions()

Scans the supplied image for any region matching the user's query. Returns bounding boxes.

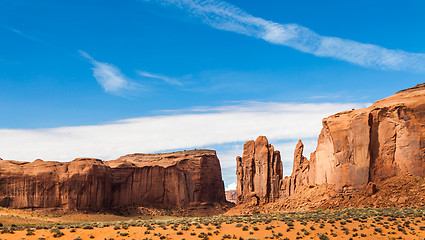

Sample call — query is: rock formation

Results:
[281,140,310,198]
[0,150,226,210]
[304,83,425,194]
[236,136,282,205]
[236,83,425,205]
[225,190,237,203]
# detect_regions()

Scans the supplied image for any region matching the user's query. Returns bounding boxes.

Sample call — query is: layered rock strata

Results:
[0,150,226,210]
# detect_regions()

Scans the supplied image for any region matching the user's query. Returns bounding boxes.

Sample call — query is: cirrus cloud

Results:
[145,0,425,73]
[0,102,368,162]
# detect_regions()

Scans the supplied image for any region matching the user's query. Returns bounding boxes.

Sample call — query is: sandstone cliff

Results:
[304,83,425,194]
[236,83,425,207]
[0,150,226,210]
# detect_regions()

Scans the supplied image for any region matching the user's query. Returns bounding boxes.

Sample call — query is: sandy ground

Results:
[2,217,425,239]
[0,207,176,226]
[1,207,425,239]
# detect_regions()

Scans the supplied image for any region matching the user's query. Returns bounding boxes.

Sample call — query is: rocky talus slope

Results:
[0,150,226,210]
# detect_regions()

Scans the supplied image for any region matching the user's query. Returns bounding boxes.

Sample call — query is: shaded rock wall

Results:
[0,150,226,210]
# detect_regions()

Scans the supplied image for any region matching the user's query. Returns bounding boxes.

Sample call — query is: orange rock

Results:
[307,83,425,193]
[0,150,226,210]
[236,136,282,205]
[283,83,425,196]
[236,83,425,207]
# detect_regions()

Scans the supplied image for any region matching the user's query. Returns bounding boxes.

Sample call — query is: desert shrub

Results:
[26,228,35,236]
[1,227,13,234]
[317,233,329,240]
[198,232,208,239]
[82,225,94,229]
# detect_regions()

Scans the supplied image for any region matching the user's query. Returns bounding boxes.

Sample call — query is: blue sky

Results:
[1,0,424,189]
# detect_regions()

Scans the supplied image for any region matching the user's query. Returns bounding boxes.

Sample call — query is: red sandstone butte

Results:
[0,150,226,210]
[237,83,425,205]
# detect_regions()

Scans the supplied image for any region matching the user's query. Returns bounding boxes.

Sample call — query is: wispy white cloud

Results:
[225,182,237,191]
[79,50,143,96]
[137,70,183,86]
[0,102,367,163]
[147,0,425,73]
[0,101,368,186]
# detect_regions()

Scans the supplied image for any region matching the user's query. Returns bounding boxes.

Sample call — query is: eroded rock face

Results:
[236,83,425,205]
[307,83,425,194]
[0,158,111,210]
[236,136,282,205]
[0,150,226,210]
[281,140,310,198]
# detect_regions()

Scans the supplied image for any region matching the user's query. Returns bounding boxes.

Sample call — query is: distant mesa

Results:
[0,149,226,211]
[236,83,425,209]
[225,190,237,203]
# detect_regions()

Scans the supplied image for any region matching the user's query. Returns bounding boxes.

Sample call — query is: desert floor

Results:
[0,207,425,239]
